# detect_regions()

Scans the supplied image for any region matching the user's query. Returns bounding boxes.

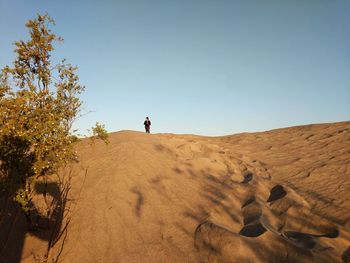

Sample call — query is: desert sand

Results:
[3,121,350,262]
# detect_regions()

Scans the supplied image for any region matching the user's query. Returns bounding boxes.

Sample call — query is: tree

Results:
[0,13,108,220]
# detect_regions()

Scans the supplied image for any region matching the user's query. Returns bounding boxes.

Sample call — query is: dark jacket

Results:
[144,120,151,127]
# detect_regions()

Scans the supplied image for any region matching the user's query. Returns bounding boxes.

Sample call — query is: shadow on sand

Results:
[0,135,69,262]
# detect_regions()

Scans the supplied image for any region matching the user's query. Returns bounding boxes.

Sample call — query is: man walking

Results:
[144,117,151,133]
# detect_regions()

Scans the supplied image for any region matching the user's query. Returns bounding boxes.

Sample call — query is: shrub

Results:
[0,13,108,218]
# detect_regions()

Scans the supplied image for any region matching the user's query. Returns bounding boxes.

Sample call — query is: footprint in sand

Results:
[239,222,267,237]
[281,229,339,250]
[241,170,253,184]
[267,184,287,202]
[239,188,267,237]
[195,176,344,262]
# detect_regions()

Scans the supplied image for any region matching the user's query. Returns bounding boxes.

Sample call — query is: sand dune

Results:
[7,121,350,262]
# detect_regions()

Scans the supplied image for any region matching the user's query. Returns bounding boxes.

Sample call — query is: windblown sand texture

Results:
[14,122,350,262]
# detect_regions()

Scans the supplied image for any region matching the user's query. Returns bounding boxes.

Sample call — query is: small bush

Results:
[0,13,108,218]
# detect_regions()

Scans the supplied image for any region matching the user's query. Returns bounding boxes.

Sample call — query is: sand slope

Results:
[15,121,350,262]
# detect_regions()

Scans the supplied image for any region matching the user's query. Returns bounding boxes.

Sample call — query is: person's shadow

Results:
[0,135,67,263]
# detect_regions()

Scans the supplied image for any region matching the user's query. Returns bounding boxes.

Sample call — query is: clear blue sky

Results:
[1,0,349,135]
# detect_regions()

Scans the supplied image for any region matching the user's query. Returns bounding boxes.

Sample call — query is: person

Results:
[144,117,151,133]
